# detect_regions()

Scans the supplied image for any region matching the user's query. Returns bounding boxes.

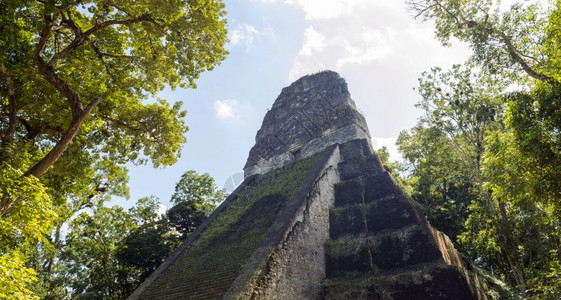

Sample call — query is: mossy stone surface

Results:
[137,155,318,299]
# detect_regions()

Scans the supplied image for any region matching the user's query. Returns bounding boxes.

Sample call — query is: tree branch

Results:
[48,13,155,67]
[34,13,85,120]
[432,0,465,28]
[25,96,102,178]
[24,124,65,141]
[0,65,17,145]
[0,112,64,141]
[498,31,556,84]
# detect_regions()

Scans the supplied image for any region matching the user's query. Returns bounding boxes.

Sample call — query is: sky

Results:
[116,0,476,209]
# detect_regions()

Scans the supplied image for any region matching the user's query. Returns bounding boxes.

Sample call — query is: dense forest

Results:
[399,0,561,298]
[0,0,560,299]
[0,0,228,298]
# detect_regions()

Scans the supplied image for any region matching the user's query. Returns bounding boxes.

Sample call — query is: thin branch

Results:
[413,3,438,19]
[432,0,465,28]
[0,113,63,140]
[89,40,137,60]
[25,124,65,141]
[498,31,556,84]
[48,13,155,67]
[518,51,543,65]
[25,96,103,178]
[0,65,17,145]
[98,52,138,59]
[101,116,141,132]
[34,13,86,119]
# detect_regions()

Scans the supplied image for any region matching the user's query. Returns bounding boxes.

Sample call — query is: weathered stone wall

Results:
[128,175,258,300]
[226,145,341,299]
[244,71,370,177]
[322,138,489,300]
[128,155,320,300]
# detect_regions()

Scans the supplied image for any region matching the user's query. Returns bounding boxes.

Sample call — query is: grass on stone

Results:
[140,154,320,299]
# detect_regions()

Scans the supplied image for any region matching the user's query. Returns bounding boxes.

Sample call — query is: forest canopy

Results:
[400,0,561,298]
[0,0,227,298]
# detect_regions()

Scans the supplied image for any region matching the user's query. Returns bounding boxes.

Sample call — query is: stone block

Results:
[338,139,366,160]
[370,226,442,271]
[364,196,424,233]
[338,160,363,181]
[321,277,381,300]
[338,157,382,180]
[325,237,373,278]
[329,206,367,239]
[380,266,478,300]
[334,178,364,207]
[364,172,402,202]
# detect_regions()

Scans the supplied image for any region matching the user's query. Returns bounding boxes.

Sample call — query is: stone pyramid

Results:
[130,71,489,299]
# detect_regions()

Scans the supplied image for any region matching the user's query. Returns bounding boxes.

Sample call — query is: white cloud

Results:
[229,24,277,52]
[273,0,408,81]
[286,0,351,20]
[157,203,167,218]
[230,24,258,46]
[213,99,256,124]
[214,99,239,121]
[299,26,326,56]
[288,23,400,80]
[336,26,398,68]
[253,0,402,20]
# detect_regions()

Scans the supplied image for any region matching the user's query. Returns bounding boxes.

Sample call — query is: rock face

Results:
[130,71,489,300]
[244,71,370,177]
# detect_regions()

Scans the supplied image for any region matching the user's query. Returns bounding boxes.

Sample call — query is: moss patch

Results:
[138,154,319,299]
[321,277,384,300]
[325,235,370,258]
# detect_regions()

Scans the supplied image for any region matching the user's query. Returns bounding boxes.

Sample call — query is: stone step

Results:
[322,264,478,300]
[338,157,383,181]
[369,225,443,272]
[330,194,425,238]
[363,172,403,203]
[325,235,373,279]
[338,138,369,160]
[329,205,368,239]
[371,264,479,300]
[321,277,381,300]
[334,177,365,207]
[363,195,425,234]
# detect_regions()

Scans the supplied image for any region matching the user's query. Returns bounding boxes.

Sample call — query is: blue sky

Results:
[115,0,476,209]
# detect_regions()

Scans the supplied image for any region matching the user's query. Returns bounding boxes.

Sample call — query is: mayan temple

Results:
[129,71,490,299]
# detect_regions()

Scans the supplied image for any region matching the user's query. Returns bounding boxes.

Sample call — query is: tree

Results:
[167,170,224,238]
[397,64,503,241]
[0,1,227,296]
[404,1,561,296]
[468,128,561,298]
[507,83,561,204]
[0,0,227,214]
[115,196,179,294]
[407,0,557,84]
[60,205,135,299]
[20,170,225,298]
[59,196,172,299]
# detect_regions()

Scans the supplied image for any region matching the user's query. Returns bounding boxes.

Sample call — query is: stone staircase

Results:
[322,139,486,300]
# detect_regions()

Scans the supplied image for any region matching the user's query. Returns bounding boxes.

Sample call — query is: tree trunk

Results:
[25,97,102,178]
[498,201,527,296]
[0,97,101,217]
[45,224,62,280]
